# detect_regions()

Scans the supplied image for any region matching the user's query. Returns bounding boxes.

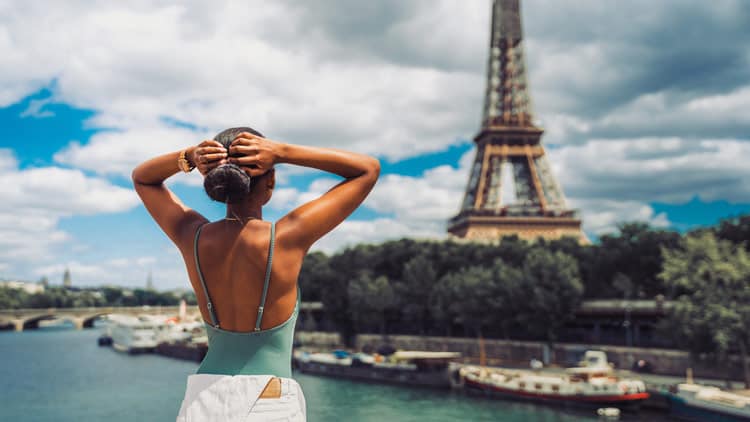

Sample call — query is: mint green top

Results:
[193,222,299,378]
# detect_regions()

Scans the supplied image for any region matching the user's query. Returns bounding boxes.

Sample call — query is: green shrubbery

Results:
[0,285,197,309]
[297,215,750,353]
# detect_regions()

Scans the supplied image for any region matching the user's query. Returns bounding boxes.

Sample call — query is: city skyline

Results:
[1,0,749,287]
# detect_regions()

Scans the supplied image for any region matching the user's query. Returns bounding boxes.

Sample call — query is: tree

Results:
[438,265,498,338]
[587,223,680,298]
[347,271,395,336]
[660,232,750,387]
[323,245,377,345]
[0,287,27,309]
[396,254,436,334]
[429,274,456,337]
[714,214,750,250]
[490,259,524,339]
[521,248,583,343]
[298,251,332,302]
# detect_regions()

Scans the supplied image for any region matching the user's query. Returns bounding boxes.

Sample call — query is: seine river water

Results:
[0,326,666,421]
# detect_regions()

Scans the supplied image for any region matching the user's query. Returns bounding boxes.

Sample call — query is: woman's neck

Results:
[225,203,262,222]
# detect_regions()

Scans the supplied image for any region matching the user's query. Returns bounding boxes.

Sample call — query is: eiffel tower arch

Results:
[448,0,585,243]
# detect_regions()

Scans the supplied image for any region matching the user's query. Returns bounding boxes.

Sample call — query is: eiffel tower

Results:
[448,0,585,242]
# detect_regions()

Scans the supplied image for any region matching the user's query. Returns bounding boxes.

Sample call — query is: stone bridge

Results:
[0,302,323,331]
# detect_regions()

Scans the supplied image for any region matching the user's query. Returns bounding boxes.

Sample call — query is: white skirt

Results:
[176,374,307,422]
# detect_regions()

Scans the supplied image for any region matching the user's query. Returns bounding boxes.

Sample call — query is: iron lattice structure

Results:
[448,0,585,242]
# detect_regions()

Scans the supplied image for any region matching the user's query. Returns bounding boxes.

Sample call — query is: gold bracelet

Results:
[178,149,195,173]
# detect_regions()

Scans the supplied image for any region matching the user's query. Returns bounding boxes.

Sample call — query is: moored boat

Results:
[667,383,750,421]
[109,314,159,354]
[295,349,461,388]
[459,350,649,411]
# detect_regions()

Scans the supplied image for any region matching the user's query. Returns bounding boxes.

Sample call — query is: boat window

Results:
[535,383,542,390]
[519,382,525,388]
[552,385,559,392]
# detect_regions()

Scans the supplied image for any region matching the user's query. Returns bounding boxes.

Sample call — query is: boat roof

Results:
[391,351,461,361]
[566,366,612,374]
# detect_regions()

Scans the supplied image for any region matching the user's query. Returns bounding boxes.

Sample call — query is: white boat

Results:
[108,314,159,354]
[154,320,203,344]
[297,350,354,366]
[668,383,750,421]
[459,350,649,411]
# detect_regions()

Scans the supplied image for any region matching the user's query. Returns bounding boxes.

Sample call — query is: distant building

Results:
[0,280,45,294]
[63,268,72,288]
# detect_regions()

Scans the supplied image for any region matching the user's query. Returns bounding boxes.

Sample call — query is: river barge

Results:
[667,383,750,421]
[459,350,649,411]
[295,350,461,388]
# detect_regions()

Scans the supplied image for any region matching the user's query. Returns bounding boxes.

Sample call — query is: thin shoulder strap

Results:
[255,222,276,331]
[194,224,219,328]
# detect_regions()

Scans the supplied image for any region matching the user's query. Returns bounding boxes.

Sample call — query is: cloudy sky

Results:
[1,0,748,289]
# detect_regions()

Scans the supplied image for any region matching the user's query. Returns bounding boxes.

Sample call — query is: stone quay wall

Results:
[295,331,745,381]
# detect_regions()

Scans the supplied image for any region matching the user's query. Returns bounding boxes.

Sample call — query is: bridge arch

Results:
[80,312,111,328]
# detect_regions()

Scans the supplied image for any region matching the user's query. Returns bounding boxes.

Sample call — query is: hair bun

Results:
[203,163,252,203]
[203,126,264,203]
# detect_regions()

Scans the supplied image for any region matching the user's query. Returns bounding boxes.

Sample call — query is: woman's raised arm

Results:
[131,140,227,244]
[229,132,380,251]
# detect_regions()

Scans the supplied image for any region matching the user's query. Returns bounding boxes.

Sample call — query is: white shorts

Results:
[176,374,307,422]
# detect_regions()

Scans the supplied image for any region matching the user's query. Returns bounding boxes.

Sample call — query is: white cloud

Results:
[1,0,749,277]
[33,256,185,289]
[312,218,434,254]
[366,160,470,223]
[0,149,138,276]
[265,150,474,252]
[592,87,750,138]
[569,199,670,236]
[54,124,212,180]
[20,97,54,118]
[550,137,750,204]
[1,1,483,181]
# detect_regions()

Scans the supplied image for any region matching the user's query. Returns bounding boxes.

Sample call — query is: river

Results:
[0,326,665,421]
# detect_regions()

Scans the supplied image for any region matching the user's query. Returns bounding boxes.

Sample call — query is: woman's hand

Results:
[189,140,228,175]
[228,132,282,177]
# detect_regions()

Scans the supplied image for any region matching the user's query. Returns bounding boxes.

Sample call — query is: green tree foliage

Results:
[321,244,378,345]
[587,223,680,298]
[429,275,455,337]
[713,214,750,250]
[438,265,497,337]
[0,287,29,309]
[660,232,750,387]
[180,290,198,306]
[347,271,395,335]
[0,286,183,309]
[395,254,436,334]
[491,260,524,339]
[297,251,333,302]
[521,248,584,343]
[435,259,523,338]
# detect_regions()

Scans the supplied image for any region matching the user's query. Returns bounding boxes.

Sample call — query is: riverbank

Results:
[296,331,750,384]
[2,328,644,421]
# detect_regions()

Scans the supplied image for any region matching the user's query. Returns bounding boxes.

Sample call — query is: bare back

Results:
[180,219,304,332]
[132,134,379,333]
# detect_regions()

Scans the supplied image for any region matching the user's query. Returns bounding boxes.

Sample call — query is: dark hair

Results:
[203,126,265,204]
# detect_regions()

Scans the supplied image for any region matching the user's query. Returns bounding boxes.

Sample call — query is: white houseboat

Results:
[109,314,159,354]
[460,350,649,410]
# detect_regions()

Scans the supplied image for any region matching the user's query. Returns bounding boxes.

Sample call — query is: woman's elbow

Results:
[366,156,381,180]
